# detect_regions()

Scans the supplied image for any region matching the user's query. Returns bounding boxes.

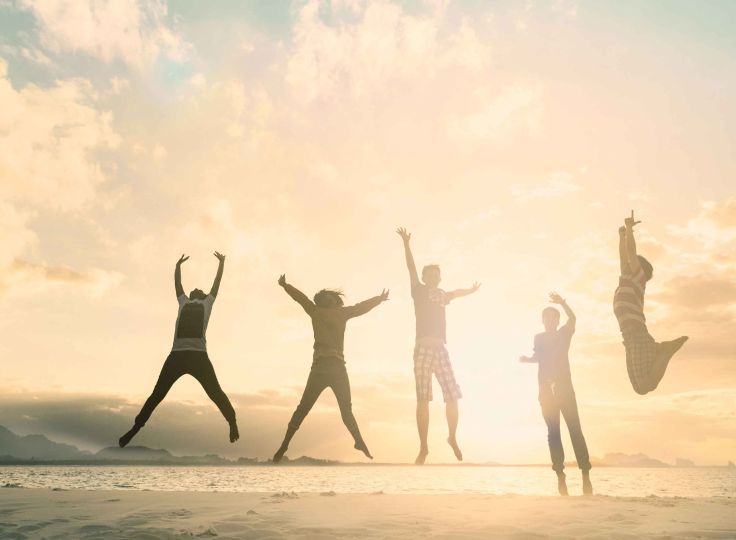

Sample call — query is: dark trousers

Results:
[539,380,590,473]
[284,358,363,444]
[134,350,236,427]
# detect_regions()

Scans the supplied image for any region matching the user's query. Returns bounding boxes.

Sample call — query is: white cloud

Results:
[20,0,189,69]
[510,172,581,202]
[286,0,490,101]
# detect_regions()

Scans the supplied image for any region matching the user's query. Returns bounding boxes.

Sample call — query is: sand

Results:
[0,488,734,539]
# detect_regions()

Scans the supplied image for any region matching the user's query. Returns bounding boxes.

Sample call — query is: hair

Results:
[542,306,560,320]
[422,264,440,277]
[638,255,653,281]
[313,289,344,307]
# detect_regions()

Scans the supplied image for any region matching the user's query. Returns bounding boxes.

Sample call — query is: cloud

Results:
[20,0,189,69]
[286,0,490,101]
[0,58,120,211]
[510,172,581,202]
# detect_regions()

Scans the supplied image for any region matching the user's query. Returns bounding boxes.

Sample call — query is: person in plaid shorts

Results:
[397,227,480,465]
[614,212,688,395]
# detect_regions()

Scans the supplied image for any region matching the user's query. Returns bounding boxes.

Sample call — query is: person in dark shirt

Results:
[521,292,591,496]
[119,253,238,448]
[397,227,480,465]
[272,274,389,463]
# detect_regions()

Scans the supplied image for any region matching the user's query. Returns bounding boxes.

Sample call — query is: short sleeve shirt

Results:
[534,322,575,386]
[412,284,448,343]
[613,267,647,331]
[172,294,215,352]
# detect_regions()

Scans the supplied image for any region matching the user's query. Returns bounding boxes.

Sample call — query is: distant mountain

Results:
[96,446,173,462]
[0,425,91,461]
[595,452,669,468]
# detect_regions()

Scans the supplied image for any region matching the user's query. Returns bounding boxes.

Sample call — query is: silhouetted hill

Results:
[0,425,90,461]
[96,446,173,462]
[595,452,669,468]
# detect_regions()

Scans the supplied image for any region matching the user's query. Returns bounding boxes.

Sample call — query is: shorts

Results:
[622,326,656,392]
[413,344,462,402]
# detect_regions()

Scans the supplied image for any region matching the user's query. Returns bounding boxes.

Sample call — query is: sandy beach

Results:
[0,488,734,539]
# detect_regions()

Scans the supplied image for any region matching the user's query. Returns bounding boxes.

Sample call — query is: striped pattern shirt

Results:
[613,267,647,331]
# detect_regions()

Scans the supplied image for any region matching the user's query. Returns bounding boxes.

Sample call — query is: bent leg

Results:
[330,366,372,459]
[648,336,688,392]
[413,345,433,464]
[434,347,463,461]
[190,354,238,442]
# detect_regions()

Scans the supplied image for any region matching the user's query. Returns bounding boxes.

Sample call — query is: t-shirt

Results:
[172,294,215,352]
[309,299,381,361]
[412,284,448,343]
[613,267,647,331]
[532,321,575,386]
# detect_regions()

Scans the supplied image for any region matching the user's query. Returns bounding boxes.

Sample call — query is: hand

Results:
[379,289,390,301]
[278,274,286,287]
[470,282,481,293]
[625,210,641,230]
[619,226,626,236]
[396,227,411,242]
[177,254,189,266]
[214,251,226,263]
[549,291,565,305]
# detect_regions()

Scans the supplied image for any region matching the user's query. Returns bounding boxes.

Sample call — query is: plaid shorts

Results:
[622,327,657,393]
[413,344,462,402]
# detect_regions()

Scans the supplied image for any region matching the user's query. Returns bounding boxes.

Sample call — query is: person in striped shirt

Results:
[614,212,688,395]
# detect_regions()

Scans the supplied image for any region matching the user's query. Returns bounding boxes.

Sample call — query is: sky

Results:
[0,0,735,465]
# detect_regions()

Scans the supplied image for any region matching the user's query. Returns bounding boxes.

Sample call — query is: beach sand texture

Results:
[0,489,734,539]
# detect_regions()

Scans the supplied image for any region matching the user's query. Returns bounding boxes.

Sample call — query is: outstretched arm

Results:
[175,254,189,297]
[447,282,481,302]
[550,292,575,328]
[520,335,540,363]
[344,289,390,318]
[396,228,420,288]
[624,211,642,274]
[209,251,226,297]
[278,274,315,315]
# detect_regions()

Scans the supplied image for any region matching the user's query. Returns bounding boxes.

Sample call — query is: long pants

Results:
[134,350,236,427]
[539,380,590,473]
[284,358,364,444]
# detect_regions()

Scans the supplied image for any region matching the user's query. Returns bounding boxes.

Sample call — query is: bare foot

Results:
[447,437,463,461]
[229,422,239,443]
[582,472,593,496]
[354,441,373,460]
[557,474,569,496]
[272,445,288,464]
[118,425,140,448]
[415,447,429,465]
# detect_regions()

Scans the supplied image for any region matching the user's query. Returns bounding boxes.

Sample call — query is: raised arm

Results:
[624,210,642,274]
[278,274,315,315]
[618,226,631,274]
[396,228,420,288]
[209,251,226,297]
[344,289,390,319]
[447,282,481,302]
[549,291,575,328]
[175,254,189,297]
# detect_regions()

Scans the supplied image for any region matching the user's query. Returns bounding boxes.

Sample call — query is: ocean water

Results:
[1,466,734,497]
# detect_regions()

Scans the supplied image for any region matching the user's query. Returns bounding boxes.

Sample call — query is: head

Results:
[422,264,441,288]
[638,255,653,281]
[313,289,344,308]
[542,306,560,331]
[189,288,207,300]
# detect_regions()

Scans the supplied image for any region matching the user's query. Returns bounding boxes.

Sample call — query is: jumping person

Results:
[272,274,389,463]
[396,227,480,465]
[615,212,688,395]
[119,253,239,447]
[520,292,592,496]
